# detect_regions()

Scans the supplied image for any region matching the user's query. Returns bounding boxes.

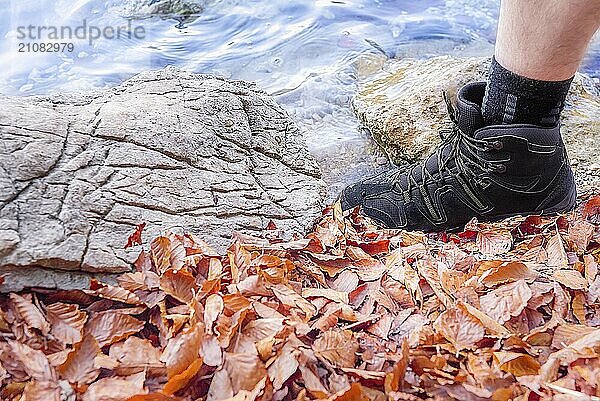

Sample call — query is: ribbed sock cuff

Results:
[482,57,573,126]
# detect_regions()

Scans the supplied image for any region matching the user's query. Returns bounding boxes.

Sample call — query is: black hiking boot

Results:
[339,82,577,231]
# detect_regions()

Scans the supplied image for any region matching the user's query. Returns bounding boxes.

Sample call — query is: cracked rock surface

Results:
[0,67,326,287]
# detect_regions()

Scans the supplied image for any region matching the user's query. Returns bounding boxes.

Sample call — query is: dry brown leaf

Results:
[199,333,223,367]
[22,381,61,401]
[552,269,587,290]
[568,219,595,254]
[125,394,176,401]
[546,233,568,269]
[479,261,538,287]
[205,293,224,331]
[416,258,450,307]
[313,330,358,368]
[109,336,164,375]
[207,368,234,401]
[82,372,147,401]
[302,288,349,304]
[87,311,145,347]
[58,334,101,384]
[434,305,485,351]
[493,352,540,377]
[584,254,598,284]
[118,271,160,291]
[572,291,587,323]
[45,302,87,345]
[10,293,50,334]
[8,341,55,382]
[163,358,203,395]
[458,301,510,337]
[480,280,532,324]
[385,337,409,393]
[476,229,513,255]
[267,343,300,390]
[551,324,596,349]
[223,352,268,393]
[87,281,142,305]
[242,318,285,342]
[159,268,198,304]
[151,236,172,274]
[160,323,201,378]
[271,284,317,318]
[168,233,186,272]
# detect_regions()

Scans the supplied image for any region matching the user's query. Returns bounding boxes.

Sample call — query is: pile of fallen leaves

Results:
[2,196,600,401]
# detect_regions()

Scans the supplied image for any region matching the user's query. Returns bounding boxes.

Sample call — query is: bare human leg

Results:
[495,0,600,81]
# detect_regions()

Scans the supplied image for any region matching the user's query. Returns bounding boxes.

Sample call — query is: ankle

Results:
[481,57,573,127]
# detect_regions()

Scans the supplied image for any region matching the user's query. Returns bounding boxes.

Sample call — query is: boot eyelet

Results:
[491,140,503,150]
[495,164,507,174]
[361,190,367,197]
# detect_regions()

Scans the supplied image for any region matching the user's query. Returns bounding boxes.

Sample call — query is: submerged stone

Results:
[352,56,600,191]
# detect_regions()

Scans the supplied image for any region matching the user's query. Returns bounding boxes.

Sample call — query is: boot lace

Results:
[390,92,506,220]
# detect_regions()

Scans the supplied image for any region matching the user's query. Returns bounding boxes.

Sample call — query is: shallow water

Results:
[1,0,599,199]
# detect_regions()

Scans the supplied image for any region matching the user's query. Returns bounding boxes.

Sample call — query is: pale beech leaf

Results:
[86,311,145,347]
[10,293,50,334]
[434,305,485,351]
[313,330,358,368]
[480,280,532,324]
[45,302,87,345]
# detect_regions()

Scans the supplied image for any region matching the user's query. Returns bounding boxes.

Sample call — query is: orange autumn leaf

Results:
[313,330,358,368]
[151,236,172,274]
[493,352,540,377]
[125,223,146,249]
[160,323,201,378]
[82,372,147,401]
[479,261,538,287]
[434,305,485,351]
[328,382,369,401]
[159,268,198,304]
[163,358,203,395]
[86,311,145,347]
[58,334,101,384]
[582,194,600,223]
[45,302,87,345]
[10,293,51,335]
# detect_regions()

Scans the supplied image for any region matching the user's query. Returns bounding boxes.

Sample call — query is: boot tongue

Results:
[455,82,486,135]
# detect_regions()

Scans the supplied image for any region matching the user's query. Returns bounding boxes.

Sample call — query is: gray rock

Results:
[352,56,600,192]
[0,67,326,290]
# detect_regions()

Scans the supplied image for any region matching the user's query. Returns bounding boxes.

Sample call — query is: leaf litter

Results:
[1,195,600,400]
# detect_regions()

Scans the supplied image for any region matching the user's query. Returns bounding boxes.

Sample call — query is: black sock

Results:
[482,57,573,127]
